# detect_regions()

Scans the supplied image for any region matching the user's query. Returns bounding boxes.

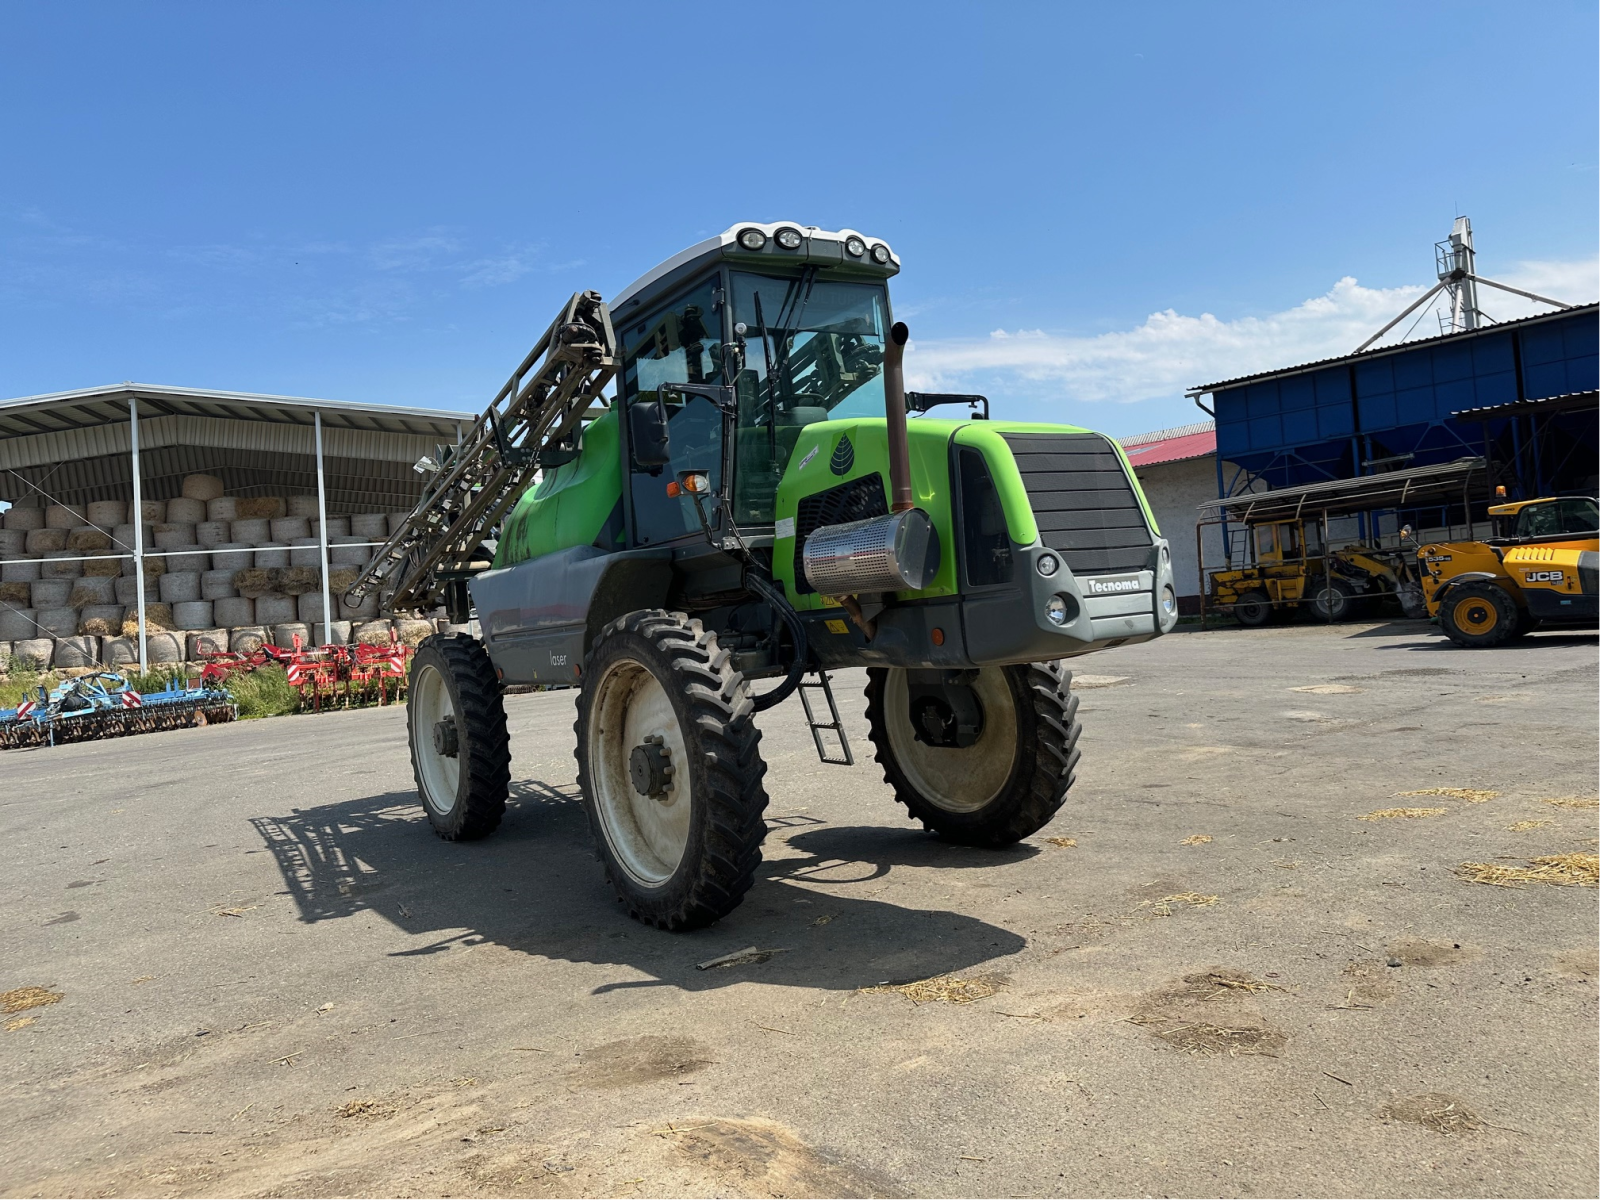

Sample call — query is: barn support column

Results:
[128,397,149,671]
[314,411,334,645]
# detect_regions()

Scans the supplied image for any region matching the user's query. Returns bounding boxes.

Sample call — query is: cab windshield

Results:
[1513,497,1599,538]
[729,271,889,522]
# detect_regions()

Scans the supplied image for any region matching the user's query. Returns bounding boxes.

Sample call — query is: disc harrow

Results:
[0,671,237,750]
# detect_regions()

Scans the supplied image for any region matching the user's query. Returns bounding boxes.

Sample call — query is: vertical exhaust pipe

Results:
[883,321,914,513]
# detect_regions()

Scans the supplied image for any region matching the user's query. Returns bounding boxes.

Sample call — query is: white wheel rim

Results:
[412,662,460,815]
[883,667,1019,814]
[587,657,692,887]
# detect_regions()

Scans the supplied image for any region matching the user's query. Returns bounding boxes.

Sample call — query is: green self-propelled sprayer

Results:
[346,223,1178,929]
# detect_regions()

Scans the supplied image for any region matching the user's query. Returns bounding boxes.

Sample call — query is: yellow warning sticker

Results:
[825,619,849,634]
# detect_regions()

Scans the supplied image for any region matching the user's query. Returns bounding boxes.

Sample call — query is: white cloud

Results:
[904,258,1599,416]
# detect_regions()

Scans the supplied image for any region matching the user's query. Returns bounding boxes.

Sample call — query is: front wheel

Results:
[1233,591,1273,627]
[865,662,1081,846]
[407,634,511,840]
[1439,582,1518,648]
[1307,576,1355,622]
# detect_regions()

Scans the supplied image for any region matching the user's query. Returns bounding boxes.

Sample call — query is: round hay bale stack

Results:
[46,504,86,529]
[12,637,54,668]
[114,575,143,605]
[86,500,127,526]
[195,520,230,548]
[53,636,100,669]
[165,496,207,524]
[168,547,210,574]
[122,603,174,635]
[0,581,30,604]
[229,626,268,653]
[351,513,388,540]
[172,601,215,631]
[273,621,312,649]
[214,596,255,627]
[111,523,151,552]
[229,517,270,543]
[353,620,393,646]
[182,474,225,502]
[82,552,123,577]
[395,618,434,647]
[297,592,327,623]
[206,496,239,522]
[41,551,82,579]
[313,515,351,539]
[387,512,411,535]
[278,566,320,596]
[159,571,202,604]
[144,631,184,663]
[330,535,370,566]
[201,569,237,600]
[187,628,228,658]
[0,529,25,557]
[69,576,116,607]
[79,605,124,636]
[153,523,197,549]
[323,620,352,646]
[340,591,379,621]
[231,568,276,598]
[287,495,321,519]
[68,525,113,552]
[288,537,321,568]
[1,555,42,583]
[255,594,297,626]
[102,635,138,665]
[36,607,79,638]
[236,496,286,520]
[123,554,165,578]
[3,506,45,531]
[210,543,253,571]
[253,542,288,568]
[138,499,166,523]
[271,516,311,542]
[25,526,68,554]
[32,578,73,608]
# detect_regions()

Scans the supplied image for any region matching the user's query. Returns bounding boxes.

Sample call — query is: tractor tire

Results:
[1438,582,1518,648]
[1307,576,1355,622]
[407,634,511,840]
[1233,591,1273,627]
[574,610,768,930]
[865,661,1080,847]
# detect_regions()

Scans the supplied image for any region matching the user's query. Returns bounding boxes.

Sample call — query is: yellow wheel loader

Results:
[1415,495,1598,647]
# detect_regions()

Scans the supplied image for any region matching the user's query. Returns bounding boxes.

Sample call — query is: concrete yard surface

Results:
[1,619,1596,1198]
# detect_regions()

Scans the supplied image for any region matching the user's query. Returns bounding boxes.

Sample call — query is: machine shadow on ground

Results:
[249,781,1026,995]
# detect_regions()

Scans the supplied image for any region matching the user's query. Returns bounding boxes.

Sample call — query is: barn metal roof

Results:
[1120,419,1216,467]
[1199,456,1488,523]
[1450,389,1598,421]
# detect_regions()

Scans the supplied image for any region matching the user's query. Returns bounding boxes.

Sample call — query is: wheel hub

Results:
[432,719,459,758]
[629,734,673,798]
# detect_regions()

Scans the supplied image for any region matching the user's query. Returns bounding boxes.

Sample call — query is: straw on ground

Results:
[1180,834,1213,846]
[1455,853,1598,888]
[1359,807,1448,821]
[1543,796,1599,810]
[862,974,998,1005]
[1398,787,1498,803]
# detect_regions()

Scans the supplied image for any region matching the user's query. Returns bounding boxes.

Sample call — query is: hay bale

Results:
[232,567,275,598]
[187,628,228,658]
[353,620,393,646]
[340,591,378,621]
[351,513,388,539]
[313,515,350,539]
[153,523,197,549]
[111,523,149,552]
[322,620,352,646]
[210,543,252,571]
[200,569,237,600]
[0,581,30,604]
[138,499,166,523]
[67,525,113,552]
[328,567,360,593]
[25,527,67,554]
[230,517,270,543]
[289,537,321,567]
[123,554,164,578]
[387,511,411,535]
[113,575,142,605]
[0,529,24,557]
[253,542,288,568]
[395,618,435,647]
[82,552,123,577]
[0,639,10,663]
[0,608,38,641]
[101,635,138,665]
[330,535,371,566]
[255,594,297,625]
[172,600,214,631]
[1,555,41,583]
[298,592,327,623]
[278,566,321,596]
[195,520,230,548]
[159,571,201,603]
[168,547,210,573]
[271,516,311,542]
[121,603,174,635]
[144,631,184,663]
[68,576,116,607]
[2,506,44,531]
[181,473,225,501]
[78,605,124,636]
[206,496,239,522]
[165,496,206,524]
[40,551,80,580]
[45,504,85,529]
[235,495,286,520]
[31,578,72,608]
[12,637,53,668]
[35,607,78,638]
[214,596,255,627]
[229,626,268,653]
[273,621,312,649]
[85,500,127,526]
[287,495,321,519]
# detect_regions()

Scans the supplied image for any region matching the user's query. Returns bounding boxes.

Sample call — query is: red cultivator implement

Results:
[199,631,413,712]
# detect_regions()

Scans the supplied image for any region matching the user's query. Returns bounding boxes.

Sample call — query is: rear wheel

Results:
[865,662,1080,846]
[1233,591,1273,627]
[1307,576,1355,622]
[575,610,768,930]
[1439,582,1518,648]
[407,634,511,840]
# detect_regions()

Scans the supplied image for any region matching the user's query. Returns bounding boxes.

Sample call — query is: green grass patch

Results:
[0,657,57,710]
[223,665,299,719]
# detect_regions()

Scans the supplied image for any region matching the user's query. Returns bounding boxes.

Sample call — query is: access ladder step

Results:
[798,671,853,767]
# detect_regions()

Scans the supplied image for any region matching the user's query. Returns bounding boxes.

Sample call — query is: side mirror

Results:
[1399,524,1414,541]
[629,398,672,469]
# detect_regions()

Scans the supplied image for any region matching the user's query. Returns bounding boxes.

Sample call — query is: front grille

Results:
[1001,433,1154,575]
[792,474,887,593]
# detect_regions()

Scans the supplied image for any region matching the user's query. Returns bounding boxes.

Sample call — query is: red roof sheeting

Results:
[1120,426,1216,467]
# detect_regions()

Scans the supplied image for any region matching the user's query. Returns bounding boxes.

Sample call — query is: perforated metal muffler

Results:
[802,509,939,595]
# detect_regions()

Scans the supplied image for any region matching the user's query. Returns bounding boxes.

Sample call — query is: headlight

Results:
[1161,585,1177,616]
[1045,596,1069,626]
[737,228,767,251]
[870,243,891,264]
[844,235,866,257]
[1036,552,1059,577]
[775,227,803,250]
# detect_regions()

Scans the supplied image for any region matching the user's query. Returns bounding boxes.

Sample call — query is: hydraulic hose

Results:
[742,571,809,713]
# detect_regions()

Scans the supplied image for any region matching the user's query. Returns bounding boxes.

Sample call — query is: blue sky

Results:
[3,1,1595,436]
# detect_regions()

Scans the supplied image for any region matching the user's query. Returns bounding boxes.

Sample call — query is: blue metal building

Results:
[1188,304,1598,501]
